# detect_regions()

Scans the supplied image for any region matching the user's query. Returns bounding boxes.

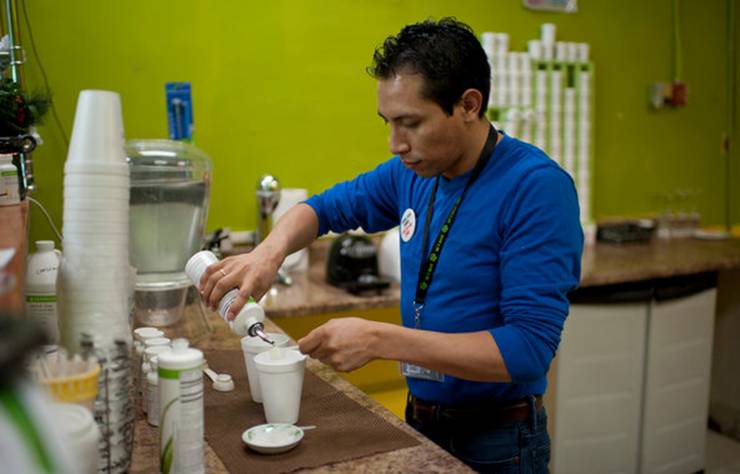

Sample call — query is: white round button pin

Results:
[400,208,416,242]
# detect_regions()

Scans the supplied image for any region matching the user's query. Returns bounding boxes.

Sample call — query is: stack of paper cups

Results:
[57,89,132,352]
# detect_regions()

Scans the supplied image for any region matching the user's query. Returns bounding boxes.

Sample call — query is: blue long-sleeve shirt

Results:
[305,132,583,404]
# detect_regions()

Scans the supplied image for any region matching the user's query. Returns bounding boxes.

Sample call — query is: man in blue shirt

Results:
[200,18,582,473]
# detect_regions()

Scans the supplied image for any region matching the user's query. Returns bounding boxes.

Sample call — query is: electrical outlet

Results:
[649,82,667,109]
[649,81,688,109]
[670,80,688,107]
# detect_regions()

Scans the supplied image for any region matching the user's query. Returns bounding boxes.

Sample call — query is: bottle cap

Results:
[36,240,55,252]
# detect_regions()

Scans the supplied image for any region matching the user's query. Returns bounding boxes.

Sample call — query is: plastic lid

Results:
[34,241,54,252]
[172,338,189,352]
[126,139,211,183]
[134,327,164,341]
[144,337,171,347]
[135,272,191,291]
[158,338,203,369]
[144,345,171,359]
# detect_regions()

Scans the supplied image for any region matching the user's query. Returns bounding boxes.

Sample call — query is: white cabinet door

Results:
[552,303,648,474]
[641,288,716,474]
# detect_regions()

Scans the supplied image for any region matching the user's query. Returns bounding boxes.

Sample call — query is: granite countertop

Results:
[579,237,740,286]
[261,237,740,318]
[130,311,471,473]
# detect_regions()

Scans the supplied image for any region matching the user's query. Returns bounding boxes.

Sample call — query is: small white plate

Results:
[242,423,304,454]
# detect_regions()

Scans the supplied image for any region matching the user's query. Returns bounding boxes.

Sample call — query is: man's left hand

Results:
[298,317,380,372]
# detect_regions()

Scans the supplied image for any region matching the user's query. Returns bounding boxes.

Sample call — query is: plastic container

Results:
[52,403,100,474]
[40,363,101,412]
[0,154,20,206]
[141,345,171,412]
[133,327,164,395]
[50,403,100,474]
[127,139,211,275]
[25,241,62,343]
[185,250,267,337]
[147,356,160,426]
[158,338,204,474]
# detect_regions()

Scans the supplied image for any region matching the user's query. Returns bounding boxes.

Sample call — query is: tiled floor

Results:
[707,429,740,473]
[367,386,740,473]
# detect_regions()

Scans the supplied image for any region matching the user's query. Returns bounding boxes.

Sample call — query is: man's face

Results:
[377,73,466,178]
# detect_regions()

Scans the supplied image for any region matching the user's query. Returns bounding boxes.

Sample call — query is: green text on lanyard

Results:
[413,125,499,329]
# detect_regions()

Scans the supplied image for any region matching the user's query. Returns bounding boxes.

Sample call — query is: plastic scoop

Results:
[204,366,235,392]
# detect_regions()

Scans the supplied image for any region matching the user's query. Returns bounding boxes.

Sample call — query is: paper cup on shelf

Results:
[67,90,126,165]
[254,348,306,424]
[241,333,290,403]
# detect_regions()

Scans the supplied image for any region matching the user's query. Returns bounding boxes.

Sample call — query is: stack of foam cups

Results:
[56,90,134,473]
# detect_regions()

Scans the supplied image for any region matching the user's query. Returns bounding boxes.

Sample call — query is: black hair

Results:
[368,18,490,117]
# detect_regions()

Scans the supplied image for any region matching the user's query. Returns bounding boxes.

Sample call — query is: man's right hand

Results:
[198,244,283,320]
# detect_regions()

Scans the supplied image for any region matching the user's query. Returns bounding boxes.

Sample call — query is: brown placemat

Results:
[203,350,419,473]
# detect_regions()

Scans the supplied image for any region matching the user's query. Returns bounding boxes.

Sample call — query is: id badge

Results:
[400,362,445,382]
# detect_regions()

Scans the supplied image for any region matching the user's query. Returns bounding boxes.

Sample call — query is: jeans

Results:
[405,396,550,473]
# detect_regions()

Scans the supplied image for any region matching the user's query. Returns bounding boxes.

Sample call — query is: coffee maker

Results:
[127,139,212,342]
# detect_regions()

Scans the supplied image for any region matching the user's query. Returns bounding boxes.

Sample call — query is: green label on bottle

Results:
[26,295,56,303]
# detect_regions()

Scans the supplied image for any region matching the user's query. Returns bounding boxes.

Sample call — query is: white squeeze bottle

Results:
[25,240,61,343]
[0,154,19,206]
[158,338,204,474]
[185,250,273,343]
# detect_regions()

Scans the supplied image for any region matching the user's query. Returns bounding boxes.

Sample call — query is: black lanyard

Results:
[413,125,499,328]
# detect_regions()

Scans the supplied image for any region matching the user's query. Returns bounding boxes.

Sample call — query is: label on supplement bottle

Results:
[25,293,58,341]
[0,168,19,205]
[159,365,204,474]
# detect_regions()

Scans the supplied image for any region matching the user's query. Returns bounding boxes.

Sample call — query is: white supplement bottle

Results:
[158,338,204,474]
[185,250,272,343]
[25,241,61,343]
[147,356,160,426]
[141,344,171,413]
[133,327,164,397]
[0,154,19,206]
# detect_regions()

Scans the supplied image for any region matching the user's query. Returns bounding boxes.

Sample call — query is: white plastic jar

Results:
[50,403,100,474]
[158,338,204,474]
[0,154,19,206]
[25,241,61,343]
[147,356,160,426]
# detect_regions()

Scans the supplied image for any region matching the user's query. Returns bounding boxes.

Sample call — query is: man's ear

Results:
[458,89,484,122]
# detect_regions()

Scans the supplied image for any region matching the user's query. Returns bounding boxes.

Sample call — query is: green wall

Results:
[21,0,737,243]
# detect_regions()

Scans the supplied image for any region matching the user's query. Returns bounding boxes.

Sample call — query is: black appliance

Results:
[326,234,390,295]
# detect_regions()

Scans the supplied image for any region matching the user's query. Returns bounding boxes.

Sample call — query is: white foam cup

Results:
[254,348,306,424]
[62,208,129,222]
[64,186,129,200]
[64,173,129,188]
[67,90,127,165]
[64,160,129,176]
[241,333,290,403]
